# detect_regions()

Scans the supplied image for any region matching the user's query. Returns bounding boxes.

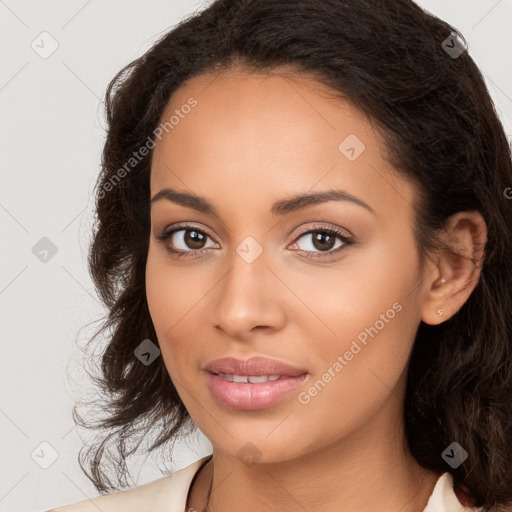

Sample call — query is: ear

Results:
[421,210,487,325]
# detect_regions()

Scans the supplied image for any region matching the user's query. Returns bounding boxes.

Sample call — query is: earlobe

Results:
[420,210,487,326]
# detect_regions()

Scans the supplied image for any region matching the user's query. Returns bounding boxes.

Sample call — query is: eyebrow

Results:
[150,187,375,216]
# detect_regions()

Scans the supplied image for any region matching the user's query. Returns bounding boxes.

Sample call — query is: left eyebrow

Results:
[150,187,375,216]
[270,189,375,216]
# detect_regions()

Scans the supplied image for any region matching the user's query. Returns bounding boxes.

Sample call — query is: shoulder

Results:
[47,474,174,512]
[47,455,213,512]
[423,472,483,512]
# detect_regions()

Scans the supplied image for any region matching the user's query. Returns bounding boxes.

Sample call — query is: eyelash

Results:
[155,223,354,260]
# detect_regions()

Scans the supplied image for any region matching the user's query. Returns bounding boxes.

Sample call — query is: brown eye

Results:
[291,226,354,259]
[182,229,207,250]
[310,231,337,251]
[155,224,218,258]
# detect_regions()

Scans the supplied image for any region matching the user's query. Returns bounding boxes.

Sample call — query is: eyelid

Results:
[288,224,354,259]
[291,222,353,240]
[155,221,354,259]
[156,222,352,243]
[156,222,217,242]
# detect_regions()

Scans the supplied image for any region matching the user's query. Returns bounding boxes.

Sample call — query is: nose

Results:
[211,245,287,340]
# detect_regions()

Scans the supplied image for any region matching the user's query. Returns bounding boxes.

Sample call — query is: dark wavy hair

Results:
[72,0,512,509]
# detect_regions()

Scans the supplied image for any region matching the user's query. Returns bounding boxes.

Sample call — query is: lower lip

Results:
[206,372,309,410]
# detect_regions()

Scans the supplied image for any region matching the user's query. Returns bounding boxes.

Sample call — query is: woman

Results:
[49,0,512,511]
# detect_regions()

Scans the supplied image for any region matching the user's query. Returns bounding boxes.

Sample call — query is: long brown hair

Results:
[73,1,512,509]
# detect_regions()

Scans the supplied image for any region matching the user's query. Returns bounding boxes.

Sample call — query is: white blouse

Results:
[48,454,482,512]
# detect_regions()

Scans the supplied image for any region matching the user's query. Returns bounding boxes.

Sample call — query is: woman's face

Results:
[146,68,433,463]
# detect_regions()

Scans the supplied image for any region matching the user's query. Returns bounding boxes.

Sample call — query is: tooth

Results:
[217,373,284,383]
[248,375,270,384]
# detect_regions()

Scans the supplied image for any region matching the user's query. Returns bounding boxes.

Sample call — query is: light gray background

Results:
[1,1,511,511]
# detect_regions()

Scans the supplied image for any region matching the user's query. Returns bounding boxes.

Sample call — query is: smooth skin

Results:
[145,66,487,512]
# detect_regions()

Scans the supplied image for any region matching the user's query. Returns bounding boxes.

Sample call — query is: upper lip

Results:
[204,356,308,377]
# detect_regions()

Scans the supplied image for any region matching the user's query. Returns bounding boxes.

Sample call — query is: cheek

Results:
[145,249,171,333]
[292,296,416,447]
[145,247,210,374]
[145,245,195,330]
[290,242,419,354]
[296,235,420,375]
[145,250,184,367]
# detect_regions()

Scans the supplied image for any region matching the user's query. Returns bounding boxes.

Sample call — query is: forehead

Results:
[153,67,374,165]
[150,67,415,221]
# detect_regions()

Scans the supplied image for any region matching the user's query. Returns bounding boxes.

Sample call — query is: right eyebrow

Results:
[150,187,375,217]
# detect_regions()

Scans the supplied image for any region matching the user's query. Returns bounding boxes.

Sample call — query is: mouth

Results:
[205,370,309,410]
[212,372,293,383]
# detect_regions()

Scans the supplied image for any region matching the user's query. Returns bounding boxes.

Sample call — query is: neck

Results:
[188,403,441,512]
[206,445,438,511]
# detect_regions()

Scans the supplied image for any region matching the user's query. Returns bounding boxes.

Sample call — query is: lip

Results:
[203,356,309,410]
[203,356,308,377]
[206,372,309,410]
